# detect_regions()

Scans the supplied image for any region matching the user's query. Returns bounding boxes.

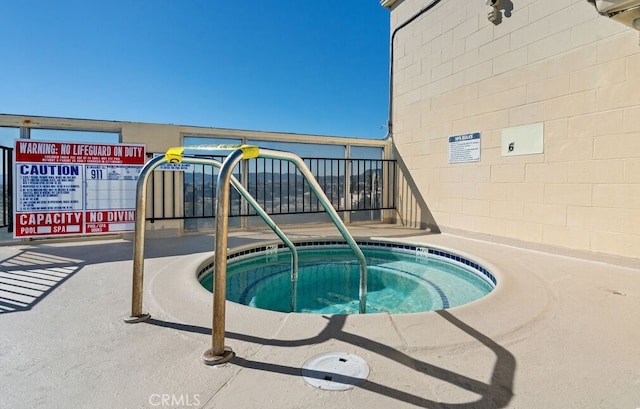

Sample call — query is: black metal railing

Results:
[0,146,13,230]
[146,155,396,226]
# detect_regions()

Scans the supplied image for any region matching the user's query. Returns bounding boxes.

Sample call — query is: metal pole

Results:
[124,154,167,323]
[7,148,13,233]
[202,148,245,365]
[344,146,352,224]
[241,159,249,229]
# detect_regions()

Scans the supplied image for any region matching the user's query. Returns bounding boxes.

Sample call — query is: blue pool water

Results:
[199,244,495,314]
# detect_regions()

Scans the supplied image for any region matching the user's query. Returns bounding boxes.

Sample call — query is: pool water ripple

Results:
[199,243,494,314]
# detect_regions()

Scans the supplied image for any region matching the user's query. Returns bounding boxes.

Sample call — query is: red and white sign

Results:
[15,141,144,164]
[14,140,145,238]
[15,211,84,236]
[85,210,137,234]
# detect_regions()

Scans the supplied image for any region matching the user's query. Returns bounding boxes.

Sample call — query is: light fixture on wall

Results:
[486,0,502,23]
[589,0,640,30]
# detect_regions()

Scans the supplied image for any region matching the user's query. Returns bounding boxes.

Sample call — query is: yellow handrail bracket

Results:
[165,147,185,163]
[164,144,260,163]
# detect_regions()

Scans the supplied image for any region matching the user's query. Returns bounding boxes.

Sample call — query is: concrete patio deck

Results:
[1,223,638,408]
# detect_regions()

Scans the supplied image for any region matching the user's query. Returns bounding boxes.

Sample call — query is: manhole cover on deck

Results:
[301,352,370,391]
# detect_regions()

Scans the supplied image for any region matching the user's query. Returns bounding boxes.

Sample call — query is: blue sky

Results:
[0,1,391,139]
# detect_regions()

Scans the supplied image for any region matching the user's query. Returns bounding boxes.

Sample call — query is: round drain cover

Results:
[301,352,369,391]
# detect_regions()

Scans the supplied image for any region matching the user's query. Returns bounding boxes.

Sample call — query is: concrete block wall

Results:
[388,0,640,259]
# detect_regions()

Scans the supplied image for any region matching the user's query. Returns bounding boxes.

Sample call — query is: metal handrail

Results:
[127,144,368,366]
[124,154,164,323]
[258,148,368,314]
[205,148,245,364]
[164,144,367,315]
[204,145,368,365]
[125,152,300,325]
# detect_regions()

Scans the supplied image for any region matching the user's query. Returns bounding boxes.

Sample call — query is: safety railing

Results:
[0,146,13,230]
[125,144,368,366]
[125,151,300,325]
[145,154,396,225]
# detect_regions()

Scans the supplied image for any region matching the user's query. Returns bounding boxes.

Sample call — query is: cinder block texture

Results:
[389,0,640,258]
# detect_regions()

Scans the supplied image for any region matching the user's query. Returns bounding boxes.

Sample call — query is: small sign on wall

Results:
[448,132,481,163]
[501,123,544,156]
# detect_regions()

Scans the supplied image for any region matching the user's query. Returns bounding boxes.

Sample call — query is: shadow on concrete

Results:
[146,311,515,408]
[393,148,440,233]
[1,234,263,263]
[0,224,426,315]
[0,234,264,314]
[0,250,83,313]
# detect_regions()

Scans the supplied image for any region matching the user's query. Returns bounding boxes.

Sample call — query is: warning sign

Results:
[85,210,136,234]
[14,140,145,238]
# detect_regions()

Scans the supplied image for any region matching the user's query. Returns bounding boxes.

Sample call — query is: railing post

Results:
[202,148,246,365]
[240,159,249,229]
[124,154,167,323]
[134,146,297,363]
[7,148,14,232]
[344,145,351,224]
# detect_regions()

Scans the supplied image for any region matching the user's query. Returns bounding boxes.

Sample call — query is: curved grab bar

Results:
[258,148,368,314]
[128,144,368,366]
[126,154,165,322]
[125,152,300,322]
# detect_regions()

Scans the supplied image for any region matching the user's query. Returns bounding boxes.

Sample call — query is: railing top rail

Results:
[162,144,395,163]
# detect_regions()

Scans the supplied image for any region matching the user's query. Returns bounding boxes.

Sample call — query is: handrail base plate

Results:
[202,347,235,366]
[123,313,151,324]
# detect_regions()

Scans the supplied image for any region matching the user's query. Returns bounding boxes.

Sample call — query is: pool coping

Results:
[148,235,547,351]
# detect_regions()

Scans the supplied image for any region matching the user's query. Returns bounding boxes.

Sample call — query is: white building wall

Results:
[387,0,640,259]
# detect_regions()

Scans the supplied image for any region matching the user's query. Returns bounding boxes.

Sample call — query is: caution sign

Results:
[14,140,145,238]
